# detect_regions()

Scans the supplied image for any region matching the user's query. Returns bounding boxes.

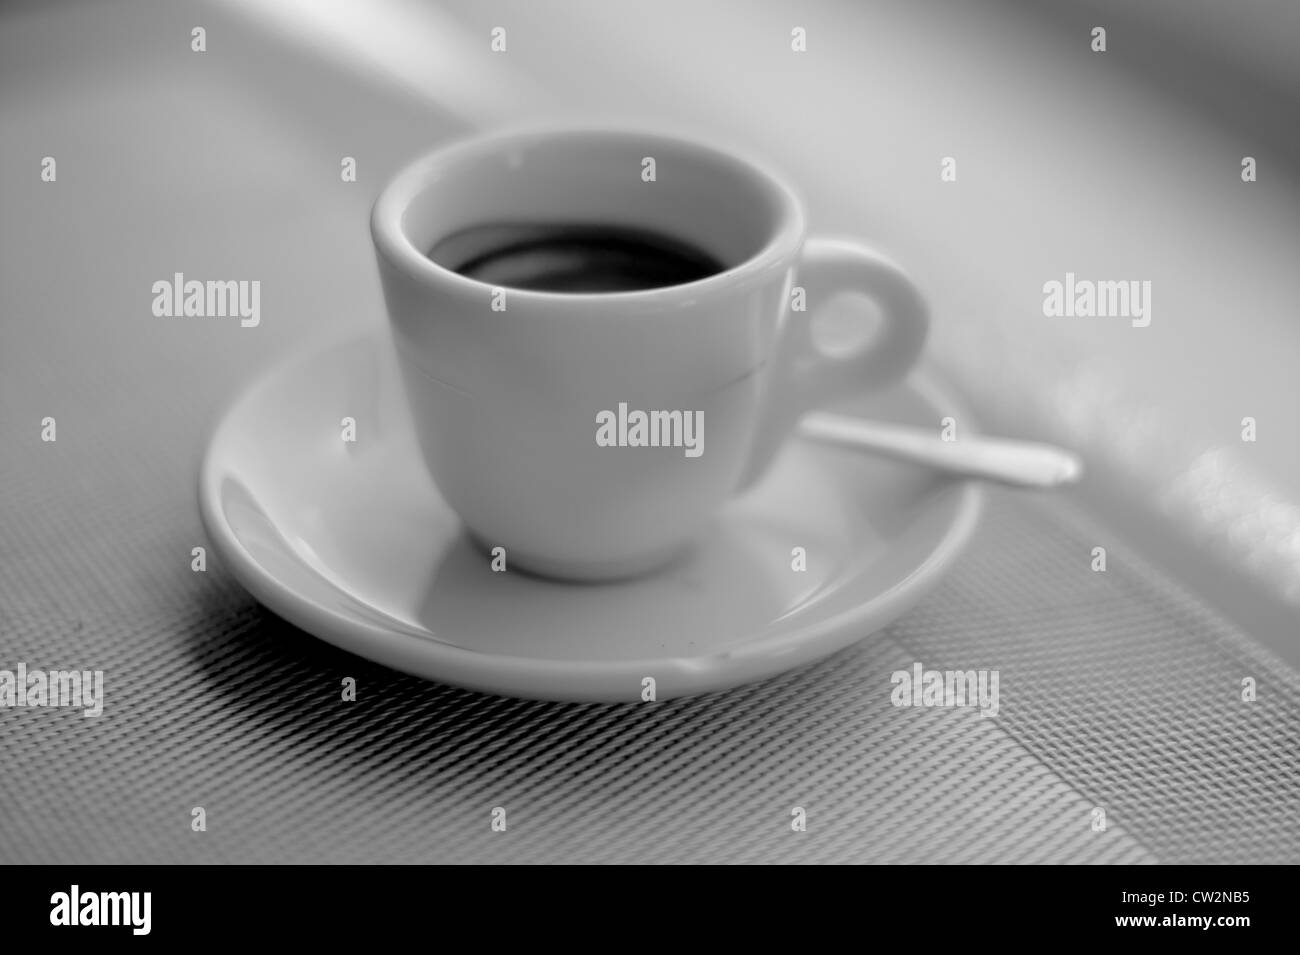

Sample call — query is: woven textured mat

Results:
[3,457,1295,862]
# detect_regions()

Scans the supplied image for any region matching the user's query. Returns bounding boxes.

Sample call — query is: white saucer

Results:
[198,331,983,702]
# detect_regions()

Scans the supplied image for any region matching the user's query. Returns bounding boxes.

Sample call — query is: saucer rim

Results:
[198,331,985,700]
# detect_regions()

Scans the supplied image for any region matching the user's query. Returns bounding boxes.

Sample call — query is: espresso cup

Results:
[372,128,928,581]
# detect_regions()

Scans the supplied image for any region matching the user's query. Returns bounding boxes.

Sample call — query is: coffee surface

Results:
[428,223,726,293]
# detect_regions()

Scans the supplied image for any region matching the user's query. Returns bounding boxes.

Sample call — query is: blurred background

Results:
[2,0,1297,863]
[6,0,1297,652]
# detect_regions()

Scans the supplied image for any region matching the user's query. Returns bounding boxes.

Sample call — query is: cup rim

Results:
[370,125,806,306]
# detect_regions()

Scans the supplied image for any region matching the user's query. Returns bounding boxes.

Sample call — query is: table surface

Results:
[2,0,1298,863]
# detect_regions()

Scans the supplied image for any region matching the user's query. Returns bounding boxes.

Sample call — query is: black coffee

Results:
[427,223,726,293]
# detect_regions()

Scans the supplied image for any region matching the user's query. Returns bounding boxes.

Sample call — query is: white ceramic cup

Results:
[372,128,928,581]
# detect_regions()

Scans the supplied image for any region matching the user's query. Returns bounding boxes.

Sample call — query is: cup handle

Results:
[735,237,930,491]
